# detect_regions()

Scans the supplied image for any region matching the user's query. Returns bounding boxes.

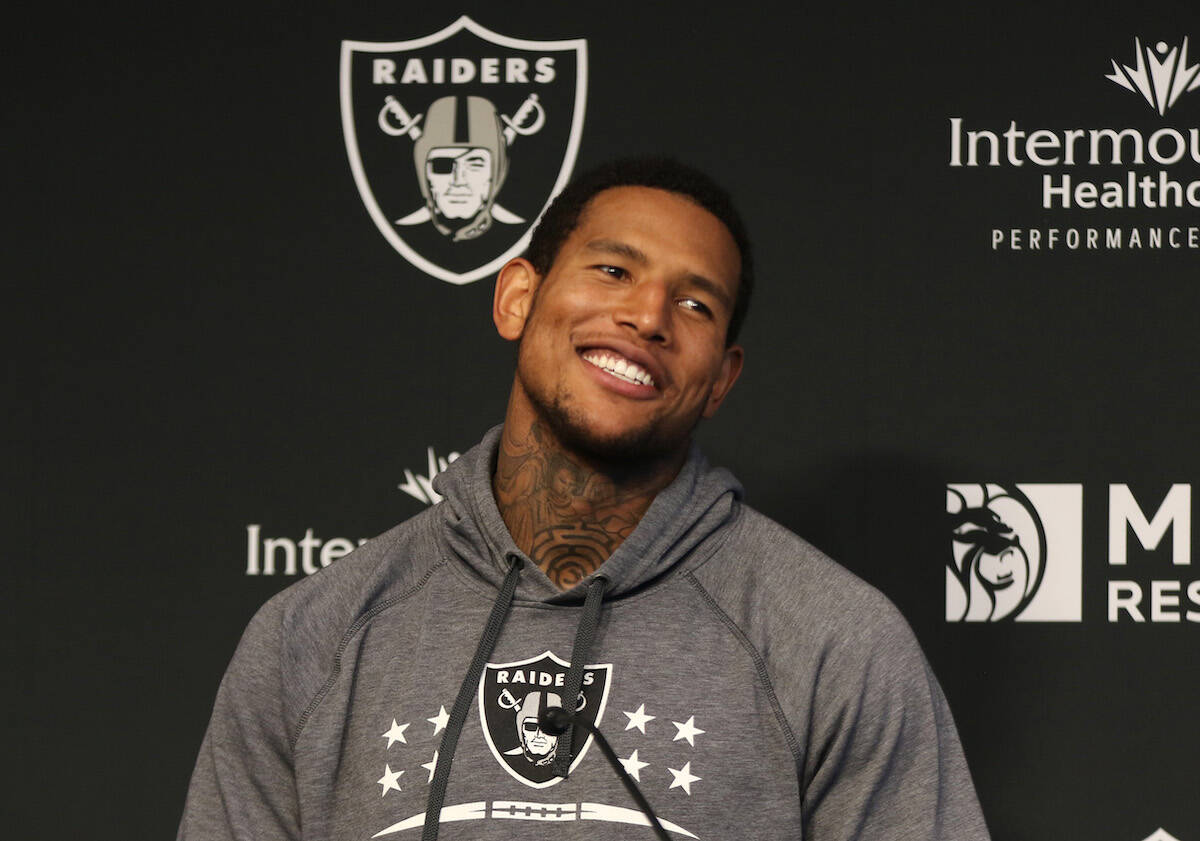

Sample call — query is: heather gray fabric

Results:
[178,425,991,840]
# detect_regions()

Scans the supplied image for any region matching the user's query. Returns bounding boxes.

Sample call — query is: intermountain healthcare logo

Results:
[244,445,464,576]
[397,446,461,505]
[1106,38,1200,115]
[946,484,1082,622]
[948,35,1200,253]
[341,17,587,284]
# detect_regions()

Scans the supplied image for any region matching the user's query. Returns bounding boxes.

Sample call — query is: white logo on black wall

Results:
[1107,37,1200,115]
[398,446,460,505]
[948,35,1200,253]
[947,483,1200,623]
[244,445,461,575]
[341,17,587,284]
[947,484,1083,622]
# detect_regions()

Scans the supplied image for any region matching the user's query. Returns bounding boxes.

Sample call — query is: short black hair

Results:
[525,157,754,344]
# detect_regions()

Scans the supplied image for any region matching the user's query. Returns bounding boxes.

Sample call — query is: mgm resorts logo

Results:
[948,483,1200,623]
[948,484,1081,621]
[341,17,587,284]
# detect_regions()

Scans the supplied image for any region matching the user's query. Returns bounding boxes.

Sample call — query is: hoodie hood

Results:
[432,425,743,603]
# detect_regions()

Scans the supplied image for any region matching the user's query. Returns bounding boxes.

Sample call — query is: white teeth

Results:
[583,351,655,387]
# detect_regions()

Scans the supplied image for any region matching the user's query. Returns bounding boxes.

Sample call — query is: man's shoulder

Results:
[231,507,442,675]
[688,503,937,732]
[690,503,913,650]
[218,507,449,737]
[257,505,446,634]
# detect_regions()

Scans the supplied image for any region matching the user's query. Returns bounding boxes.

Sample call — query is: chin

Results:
[516,363,700,465]
[543,401,691,465]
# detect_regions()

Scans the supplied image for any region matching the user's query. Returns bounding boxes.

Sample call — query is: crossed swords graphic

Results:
[379,92,545,228]
[497,687,587,713]
[378,92,546,144]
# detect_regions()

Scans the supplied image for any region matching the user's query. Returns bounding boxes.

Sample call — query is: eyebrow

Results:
[682,272,734,311]
[582,238,734,310]
[584,238,648,263]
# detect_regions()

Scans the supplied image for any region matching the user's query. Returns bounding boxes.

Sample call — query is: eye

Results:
[677,297,713,317]
[593,264,629,280]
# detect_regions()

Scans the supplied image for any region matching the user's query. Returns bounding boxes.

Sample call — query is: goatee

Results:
[519,375,694,469]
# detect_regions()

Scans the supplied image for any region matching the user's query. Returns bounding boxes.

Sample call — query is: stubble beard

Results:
[516,362,698,468]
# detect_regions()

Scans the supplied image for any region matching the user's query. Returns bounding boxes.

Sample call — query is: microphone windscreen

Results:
[538,705,573,736]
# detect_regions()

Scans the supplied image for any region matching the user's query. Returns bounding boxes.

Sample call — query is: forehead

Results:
[428,147,491,161]
[561,186,741,292]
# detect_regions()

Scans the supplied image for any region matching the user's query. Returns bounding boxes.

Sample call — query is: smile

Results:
[581,350,656,387]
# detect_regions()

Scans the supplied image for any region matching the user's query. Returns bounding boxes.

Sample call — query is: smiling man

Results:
[179,158,991,841]
[490,181,744,589]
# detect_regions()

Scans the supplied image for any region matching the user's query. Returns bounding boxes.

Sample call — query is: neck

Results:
[493,415,684,591]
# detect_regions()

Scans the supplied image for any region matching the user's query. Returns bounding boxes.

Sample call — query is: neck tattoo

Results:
[493,421,664,590]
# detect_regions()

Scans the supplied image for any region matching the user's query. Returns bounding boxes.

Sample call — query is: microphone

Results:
[538,706,673,841]
[538,706,574,737]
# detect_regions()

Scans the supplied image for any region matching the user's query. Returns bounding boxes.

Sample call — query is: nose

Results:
[450,160,467,185]
[614,280,672,344]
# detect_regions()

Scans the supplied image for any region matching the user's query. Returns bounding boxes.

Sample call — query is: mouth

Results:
[581,349,657,388]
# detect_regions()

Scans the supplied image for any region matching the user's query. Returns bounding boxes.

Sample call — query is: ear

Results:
[493,258,540,341]
[701,344,745,418]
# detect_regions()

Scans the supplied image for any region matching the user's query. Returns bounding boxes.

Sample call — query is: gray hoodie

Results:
[178,426,990,840]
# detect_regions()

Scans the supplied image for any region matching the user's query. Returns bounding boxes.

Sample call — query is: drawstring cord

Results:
[421,563,608,840]
[422,554,523,841]
[553,574,609,778]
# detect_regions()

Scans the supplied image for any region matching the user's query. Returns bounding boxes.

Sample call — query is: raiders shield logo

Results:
[340,17,587,284]
[478,650,611,788]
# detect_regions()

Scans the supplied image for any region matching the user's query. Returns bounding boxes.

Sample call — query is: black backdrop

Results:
[12,1,1199,838]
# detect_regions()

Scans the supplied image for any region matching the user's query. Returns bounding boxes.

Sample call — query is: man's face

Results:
[519,717,557,757]
[508,186,744,463]
[426,147,493,219]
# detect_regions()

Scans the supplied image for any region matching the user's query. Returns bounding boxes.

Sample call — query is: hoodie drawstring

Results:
[421,563,609,840]
[422,553,523,841]
[553,574,609,778]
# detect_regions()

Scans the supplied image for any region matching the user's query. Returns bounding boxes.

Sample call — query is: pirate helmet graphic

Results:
[512,690,562,767]
[480,650,610,787]
[342,18,585,283]
[413,96,510,241]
